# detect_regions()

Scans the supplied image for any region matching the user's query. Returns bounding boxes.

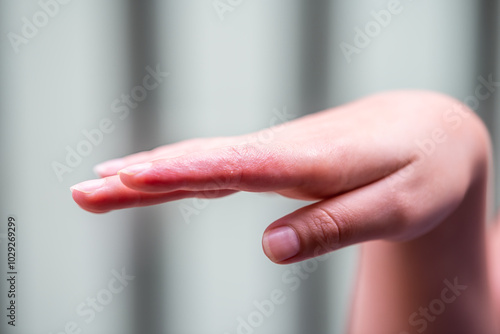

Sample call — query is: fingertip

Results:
[93,164,107,177]
[118,162,179,193]
[93,158,126,177]
[117,169,142,191]
[118,162,153,176]
[70,179,106,194]
[262,226,301,263]
[70,179,111,214]
[70,188,109,214]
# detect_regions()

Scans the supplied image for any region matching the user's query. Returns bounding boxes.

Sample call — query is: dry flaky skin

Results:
[71,90,499,333]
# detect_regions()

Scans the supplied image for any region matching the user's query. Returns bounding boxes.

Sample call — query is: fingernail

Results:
[118,162,153,176]
[70,179,106,194]
[93,159,125,176]
[263,226,300,262]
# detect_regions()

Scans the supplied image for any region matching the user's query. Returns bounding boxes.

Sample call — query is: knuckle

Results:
[305,206,348,252]
[219,144,275,189]
[384,184,414,238]
[216,145,249,187]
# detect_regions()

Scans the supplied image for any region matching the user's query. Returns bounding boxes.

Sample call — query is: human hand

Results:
[71,90,489,265]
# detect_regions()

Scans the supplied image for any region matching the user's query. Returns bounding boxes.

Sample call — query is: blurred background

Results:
[0,1,498,333]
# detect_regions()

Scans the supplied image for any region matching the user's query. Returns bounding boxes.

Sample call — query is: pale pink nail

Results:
[118,162,153,176]
[93,159,125,176]
[70,179,106,194]
[263,226,300,262]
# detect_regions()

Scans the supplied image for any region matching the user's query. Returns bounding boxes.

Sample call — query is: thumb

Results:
[261,169,461,264]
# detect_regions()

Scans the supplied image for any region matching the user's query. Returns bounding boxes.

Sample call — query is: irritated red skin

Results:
[71,91,500,333]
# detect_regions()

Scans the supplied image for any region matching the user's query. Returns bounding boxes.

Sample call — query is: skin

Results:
[71,90,499,333]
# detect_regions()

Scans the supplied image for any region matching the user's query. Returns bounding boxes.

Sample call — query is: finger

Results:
[261,165,468,264]
[70,175,236,213]
[116,144,299,193]
[116,142,407,197]
[93,137,234,177]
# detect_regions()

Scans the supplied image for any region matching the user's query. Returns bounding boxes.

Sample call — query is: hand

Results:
[71,90,489,266]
